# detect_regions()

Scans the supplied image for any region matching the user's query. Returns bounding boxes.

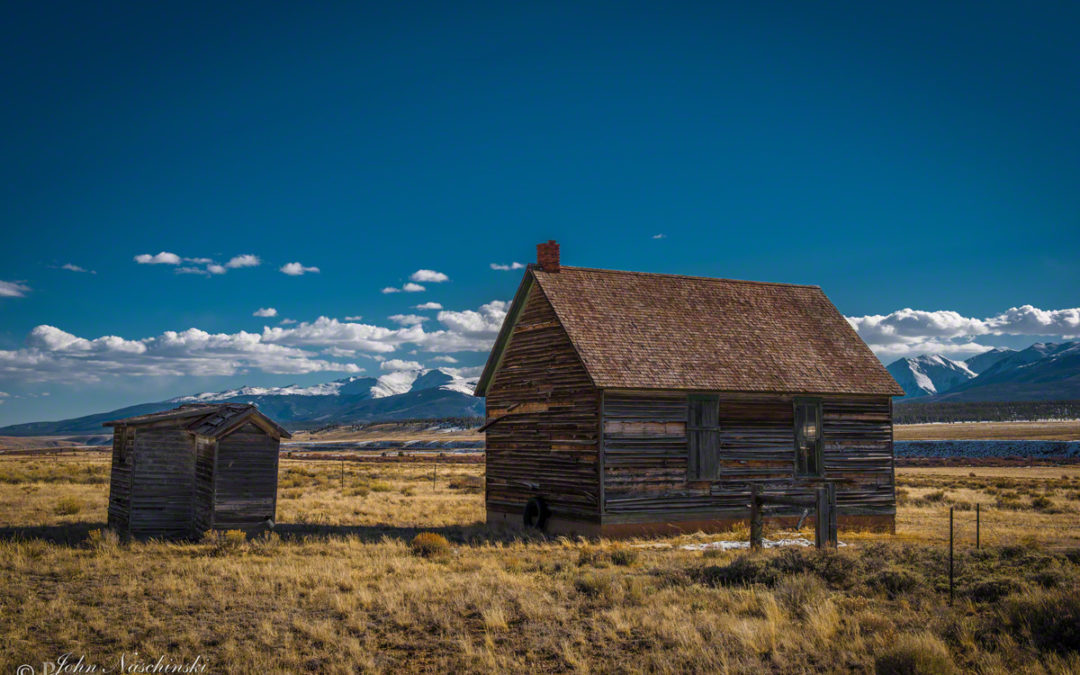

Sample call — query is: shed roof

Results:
[104,403,291,439]
[476,266,903,397]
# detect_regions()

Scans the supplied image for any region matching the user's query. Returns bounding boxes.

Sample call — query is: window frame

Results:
[792,397,824,478]
[687,394,721,481]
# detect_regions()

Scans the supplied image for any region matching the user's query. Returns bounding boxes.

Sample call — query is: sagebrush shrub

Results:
[869,567,922,598]
[1000,588,1080,654]
[698,555,777,587]
[410,532,450,558]
[966,577,1021,603]
[609,548,638,567]
[574,571,614,598]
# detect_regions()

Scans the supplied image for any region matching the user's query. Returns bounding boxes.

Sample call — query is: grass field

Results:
[894,420,1080,441]
[1,455,1079,673]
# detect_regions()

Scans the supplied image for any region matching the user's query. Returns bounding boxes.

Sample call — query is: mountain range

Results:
[0,368,484,436]
[888,341,1080,402]
[5,340,1079,436]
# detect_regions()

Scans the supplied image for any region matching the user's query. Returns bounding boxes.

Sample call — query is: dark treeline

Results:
[893,399,1080,424]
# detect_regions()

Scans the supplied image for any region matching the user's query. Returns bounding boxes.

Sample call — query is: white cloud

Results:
[652,233,666,239]
[138,253,260,277]
[388,314,428,326]
[380,359,423,371]
[225,254,260,269]
[278,318,297,325]
[410,269,449,283]
[253,308,278,318]
[383,282,426,293]
[323,347,357,358]
[0,281,31,298]
[0,299,509,384]
[431,355,458,363]
[0,325,362,383]
[414,302,443,310]
[134,252,181,265]
[280,262,320,276]
[60,263,95,274]
[344,315,363,321]
[847,305,1080,360]
[490,262,525,271]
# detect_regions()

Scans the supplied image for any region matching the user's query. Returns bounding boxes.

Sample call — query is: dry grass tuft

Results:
[409,532,450,558]
[875,632,956,675]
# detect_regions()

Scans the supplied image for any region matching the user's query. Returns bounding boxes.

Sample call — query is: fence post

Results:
[815,487,827,549]
[949,507,955,606]
[750,484,763,550]
[340,461,344,490]
[976,503,980,550]
[827,482,838,548]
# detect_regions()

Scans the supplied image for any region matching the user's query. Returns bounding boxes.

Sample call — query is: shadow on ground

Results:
[0,520,542,547]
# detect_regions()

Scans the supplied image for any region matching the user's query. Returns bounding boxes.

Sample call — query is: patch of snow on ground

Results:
[633,536,845,550]
[679,537,846,551]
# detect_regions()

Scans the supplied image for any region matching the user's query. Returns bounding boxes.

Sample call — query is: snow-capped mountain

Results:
[886,354,977,399]
[0,369,483,436]
[963,347,1016,375]
[170,368,479,404]
[926,342,1080,402]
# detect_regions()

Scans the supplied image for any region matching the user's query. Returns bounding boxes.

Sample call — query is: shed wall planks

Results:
[213,423,279,530]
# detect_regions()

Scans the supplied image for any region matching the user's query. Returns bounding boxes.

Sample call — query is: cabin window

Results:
[687,395,721,480]
[793,397,823,477]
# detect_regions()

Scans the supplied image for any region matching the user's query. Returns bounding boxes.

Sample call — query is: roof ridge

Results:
[547,265,822,289]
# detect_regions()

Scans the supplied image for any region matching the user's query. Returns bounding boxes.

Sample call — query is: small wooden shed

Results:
[475,241,905,537]
[104,403,290,538]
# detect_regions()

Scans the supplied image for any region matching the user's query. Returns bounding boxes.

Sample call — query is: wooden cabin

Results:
[104,403,290,538]
[474,241,905,537]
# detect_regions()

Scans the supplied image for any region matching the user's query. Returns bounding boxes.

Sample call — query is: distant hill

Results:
[0,369,483,436]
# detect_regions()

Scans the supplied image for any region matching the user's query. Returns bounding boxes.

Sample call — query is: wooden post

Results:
[976,503,980,550]
[949,507,954,606]
[750,484,763,550]
[815,487,827,549]
[827,482,838,548]
[340,461,344,490]
[433,460,437,491]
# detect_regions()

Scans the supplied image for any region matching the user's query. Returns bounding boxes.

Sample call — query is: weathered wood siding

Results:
[485,284,601,521]
[128,427,195,537]
[602,391,894,522]
[107,425,135,533]
[192,436,216,533]
[213,423,279,530]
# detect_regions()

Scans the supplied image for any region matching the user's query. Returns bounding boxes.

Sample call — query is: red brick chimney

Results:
[537,240,560,273]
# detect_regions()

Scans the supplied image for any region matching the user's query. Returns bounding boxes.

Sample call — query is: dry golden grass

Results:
[895,420,1080,441]
[1,455,1079,673]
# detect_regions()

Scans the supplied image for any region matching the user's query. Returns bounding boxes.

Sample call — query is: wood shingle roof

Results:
[477,266,903,397]
[104,403,292,439]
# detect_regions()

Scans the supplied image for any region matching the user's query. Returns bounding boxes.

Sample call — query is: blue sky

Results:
[1,1,1078,425]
